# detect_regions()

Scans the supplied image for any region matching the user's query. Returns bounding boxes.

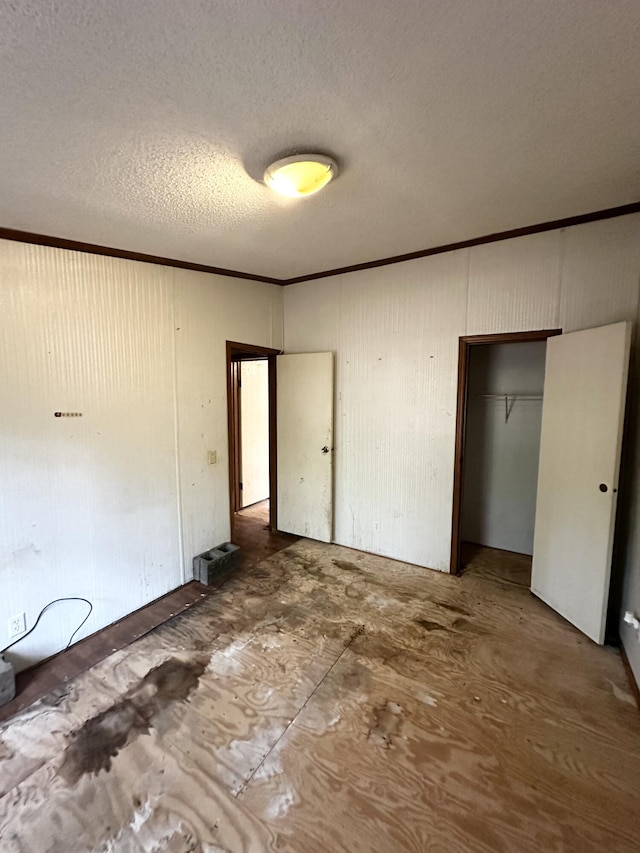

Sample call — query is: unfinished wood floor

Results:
[0,504,296,725]
[232,500,300,571]
[1,541,639,852]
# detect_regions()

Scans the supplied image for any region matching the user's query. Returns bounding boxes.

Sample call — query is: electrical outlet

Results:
[207,450,217,465]
[8,612,26,639]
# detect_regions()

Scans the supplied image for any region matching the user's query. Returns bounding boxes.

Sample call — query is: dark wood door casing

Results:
[450,329,562,575]
[226,341,280,536]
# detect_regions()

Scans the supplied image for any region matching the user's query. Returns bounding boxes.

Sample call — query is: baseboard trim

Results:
[0,580,211,724]
[620,645,640,712]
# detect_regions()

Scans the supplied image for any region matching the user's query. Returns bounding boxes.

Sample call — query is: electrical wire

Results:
[0,597,93,655]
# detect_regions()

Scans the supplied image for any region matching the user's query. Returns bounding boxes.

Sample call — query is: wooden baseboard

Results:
[620,645,640,712]
[0,581,212,724]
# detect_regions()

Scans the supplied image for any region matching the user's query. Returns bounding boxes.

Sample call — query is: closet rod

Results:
[476,393,543,401]
[475,392,543,423]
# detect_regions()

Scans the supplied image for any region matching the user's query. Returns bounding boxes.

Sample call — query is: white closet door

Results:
[276,352,333,541]
[531,321,631,643]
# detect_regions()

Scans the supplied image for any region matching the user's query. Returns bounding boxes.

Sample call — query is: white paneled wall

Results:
[559,217,640,332]
[0,240,282,671]
[466,230,562,334]
[174,269,282,571]
[3,214,640,684]
[336,253,468,569]
[284,255,468,568]
[284,213,640,678]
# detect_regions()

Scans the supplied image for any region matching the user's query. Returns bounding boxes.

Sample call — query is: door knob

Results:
[599,483,608,493]
[321,446,329,453]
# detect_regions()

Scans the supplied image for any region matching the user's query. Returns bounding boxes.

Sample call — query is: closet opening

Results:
[450,329,561,577]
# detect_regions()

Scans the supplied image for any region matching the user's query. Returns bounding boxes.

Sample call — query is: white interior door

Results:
[277,352,333,541]
[531,321,631,644]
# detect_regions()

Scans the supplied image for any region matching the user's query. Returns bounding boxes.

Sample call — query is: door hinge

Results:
[239,482,243,490]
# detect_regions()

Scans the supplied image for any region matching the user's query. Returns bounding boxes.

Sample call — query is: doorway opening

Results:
[236,359,270,511]
[226,341,279,541]
[450,329,561,577]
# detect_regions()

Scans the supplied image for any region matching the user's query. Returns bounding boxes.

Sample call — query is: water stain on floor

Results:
[1,539,639,853]
[332,559,363,573]
[59,657,207,785]
[367,700,404,749]
[432,600,471,617]
[414,618,450,632]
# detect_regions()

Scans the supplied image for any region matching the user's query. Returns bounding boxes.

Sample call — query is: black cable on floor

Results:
[0,597,93,655]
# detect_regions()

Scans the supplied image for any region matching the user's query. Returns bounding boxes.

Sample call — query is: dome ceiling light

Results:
[264,153,338,198]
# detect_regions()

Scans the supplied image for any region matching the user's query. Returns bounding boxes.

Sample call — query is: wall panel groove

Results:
[0,240,283,671]
[283,214,640,662]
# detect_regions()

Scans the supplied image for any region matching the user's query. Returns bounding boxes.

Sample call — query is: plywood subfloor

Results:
[0,502,296,726]
[461,540,533,586]
[1,541,638,852]
[0,581,213,726]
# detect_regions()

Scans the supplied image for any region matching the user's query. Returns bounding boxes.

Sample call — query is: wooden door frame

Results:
[450,328,562,575]
[230,360,243,512]
[226,341,280,537]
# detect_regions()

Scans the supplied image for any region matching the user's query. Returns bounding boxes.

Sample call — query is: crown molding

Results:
[0,227,282,285]
[2,201,639,287]
[282,201,640,284]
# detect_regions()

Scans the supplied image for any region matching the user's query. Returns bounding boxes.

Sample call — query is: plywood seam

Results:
[236,624,365,799]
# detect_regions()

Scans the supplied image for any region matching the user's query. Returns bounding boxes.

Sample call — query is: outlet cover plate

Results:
[8,612,26,638]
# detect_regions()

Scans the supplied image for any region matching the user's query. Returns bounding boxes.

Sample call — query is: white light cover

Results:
[264,154,338,198]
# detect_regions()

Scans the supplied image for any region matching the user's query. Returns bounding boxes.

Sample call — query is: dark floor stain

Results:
[59,657,207,786]
[0,737,13,761]
[291,554,323,574]
[333,560,362,573]
[367,700,404,749]
[40,685,71,707]
[353,630,445,682]
[415,619,449,633]
[433,600,471,617]
[306,588,342,615]
[195,582,348,644]
[328,659,371,698]
[248,567,272,580]
[352,633,403,666]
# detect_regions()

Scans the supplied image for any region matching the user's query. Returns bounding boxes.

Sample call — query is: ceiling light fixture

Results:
[264,154,338,198]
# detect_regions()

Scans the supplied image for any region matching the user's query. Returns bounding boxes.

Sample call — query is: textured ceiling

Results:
[1,1,639,279]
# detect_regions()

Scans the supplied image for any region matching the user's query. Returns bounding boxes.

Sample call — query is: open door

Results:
[277,352,333,541]
[531,321,631,644]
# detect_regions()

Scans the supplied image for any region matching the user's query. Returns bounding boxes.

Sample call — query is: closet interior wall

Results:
[461,341,547,556]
